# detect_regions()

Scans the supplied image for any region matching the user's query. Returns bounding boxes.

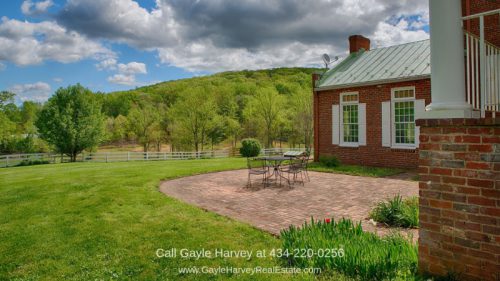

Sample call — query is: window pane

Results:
[394,101,415,144]
[342,104,359,143]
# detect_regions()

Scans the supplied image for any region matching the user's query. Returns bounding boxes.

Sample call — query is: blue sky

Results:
[0,0,429,103]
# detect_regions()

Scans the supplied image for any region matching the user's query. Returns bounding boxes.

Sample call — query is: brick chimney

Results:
[349,35,370,53]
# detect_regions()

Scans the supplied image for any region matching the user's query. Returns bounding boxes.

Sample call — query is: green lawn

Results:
[0,159,312,280]
[308,163,404,178]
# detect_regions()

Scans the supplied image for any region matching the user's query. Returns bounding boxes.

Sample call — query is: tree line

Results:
[0,68,317,160]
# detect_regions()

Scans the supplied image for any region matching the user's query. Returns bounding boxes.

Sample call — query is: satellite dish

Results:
[322,54,331,65]
[322,54,339,69]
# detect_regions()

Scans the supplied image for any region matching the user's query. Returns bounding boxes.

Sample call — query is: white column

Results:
[426,0,475,118]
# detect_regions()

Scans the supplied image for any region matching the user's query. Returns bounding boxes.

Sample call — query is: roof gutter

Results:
[314,74,431,92]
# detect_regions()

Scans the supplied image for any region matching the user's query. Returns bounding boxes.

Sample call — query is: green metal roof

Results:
[316,39,431,90]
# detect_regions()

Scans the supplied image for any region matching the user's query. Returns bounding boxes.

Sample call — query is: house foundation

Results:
[417,118,500,280]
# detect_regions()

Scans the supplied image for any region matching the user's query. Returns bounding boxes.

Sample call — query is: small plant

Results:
[280,217,417,280]
[369,195,419,228]
[318,155,340,167]
[239,138,261,158]
[15,159,50,167]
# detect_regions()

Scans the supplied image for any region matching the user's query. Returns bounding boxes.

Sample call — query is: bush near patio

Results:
[318,155,340,167]
[369,195,419,228]
[280,217,418,280]
[308,162,404,178]
[240,138,262,157]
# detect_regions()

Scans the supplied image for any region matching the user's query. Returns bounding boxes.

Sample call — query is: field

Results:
[0,159,313,280]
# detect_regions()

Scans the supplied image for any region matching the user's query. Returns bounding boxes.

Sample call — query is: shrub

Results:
[239,138,261,157]
[15,159,50,167]
[280,217,417,280]
[369,195,419,228]
[318,155,340,167]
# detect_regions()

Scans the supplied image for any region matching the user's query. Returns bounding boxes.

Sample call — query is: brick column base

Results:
[417,118,500,280]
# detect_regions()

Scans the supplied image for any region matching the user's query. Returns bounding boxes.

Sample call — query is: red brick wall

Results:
[314,79,431,169]
[462,0,500,47]
[418,118,500,281]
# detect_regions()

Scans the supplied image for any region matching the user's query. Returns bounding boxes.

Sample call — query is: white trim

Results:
[391,86,417,149]
[391,86,415,100]
[315,75,430,91]
[339,92,360,147]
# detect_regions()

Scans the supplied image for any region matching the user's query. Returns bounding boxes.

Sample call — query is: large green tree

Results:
[172,87,218,152]
[127,104,162,152]
[290,89,314,149]
[244,87,286,148]
[36,84,105,161]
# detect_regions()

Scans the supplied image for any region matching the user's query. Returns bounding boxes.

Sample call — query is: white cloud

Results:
[53,77,63,83]
[21,0,54,16]
[2,0,431,76]
[54,0,430,73]
[107,74,136,86]
[9,82,52,102]
[0,17,114,66]
[57,0,179,49]
[96,58,117,71]
[117,62,147,75]
[372,18,429,48]
[158,41,333,72]
[107,61,147,85]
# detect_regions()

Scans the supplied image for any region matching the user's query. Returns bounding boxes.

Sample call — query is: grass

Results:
[280,218,418,281]
[308,162,404,178]
[0,158,312,280]
[369,195,419,228]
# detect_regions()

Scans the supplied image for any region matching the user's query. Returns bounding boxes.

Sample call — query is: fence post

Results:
[5,156,9,167]
[164,152,166,160]
[146,152,149,160]
[106,153,108,163]
[127,152,130,161]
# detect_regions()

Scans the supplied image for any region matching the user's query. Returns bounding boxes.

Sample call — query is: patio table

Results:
[258,156,293,186]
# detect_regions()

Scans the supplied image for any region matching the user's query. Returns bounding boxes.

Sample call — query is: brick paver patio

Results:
[159,170,418,238]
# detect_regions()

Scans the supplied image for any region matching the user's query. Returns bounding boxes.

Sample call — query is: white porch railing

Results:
[463,9,500,117]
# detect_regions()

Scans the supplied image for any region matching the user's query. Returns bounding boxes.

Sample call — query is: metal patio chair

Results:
[280,158,305,186]
[246,158,268,188]
[301,154,311,182]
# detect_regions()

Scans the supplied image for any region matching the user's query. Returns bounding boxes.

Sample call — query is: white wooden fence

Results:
[0,147,312,168]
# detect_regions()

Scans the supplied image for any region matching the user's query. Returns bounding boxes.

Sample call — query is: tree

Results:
[36,84,105,162]
[244,87,286,148]
[19,101,41,134]
[0,91,15,110]
[290,89,314,149]
[105,114,128,145]
[127,104,161,152]
[207,115,226,151]
[172,87,218,152]
[0,111,16,153]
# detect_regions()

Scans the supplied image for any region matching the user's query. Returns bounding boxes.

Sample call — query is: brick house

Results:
[313,36,431,169]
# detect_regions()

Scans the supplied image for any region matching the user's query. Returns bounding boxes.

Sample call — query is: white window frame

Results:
[391,86,416,149]
[340,92,359,147]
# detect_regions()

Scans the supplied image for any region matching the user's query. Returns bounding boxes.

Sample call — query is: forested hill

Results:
[103,67,320,117]
[99,67,321,151]
[126,67,318,96]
